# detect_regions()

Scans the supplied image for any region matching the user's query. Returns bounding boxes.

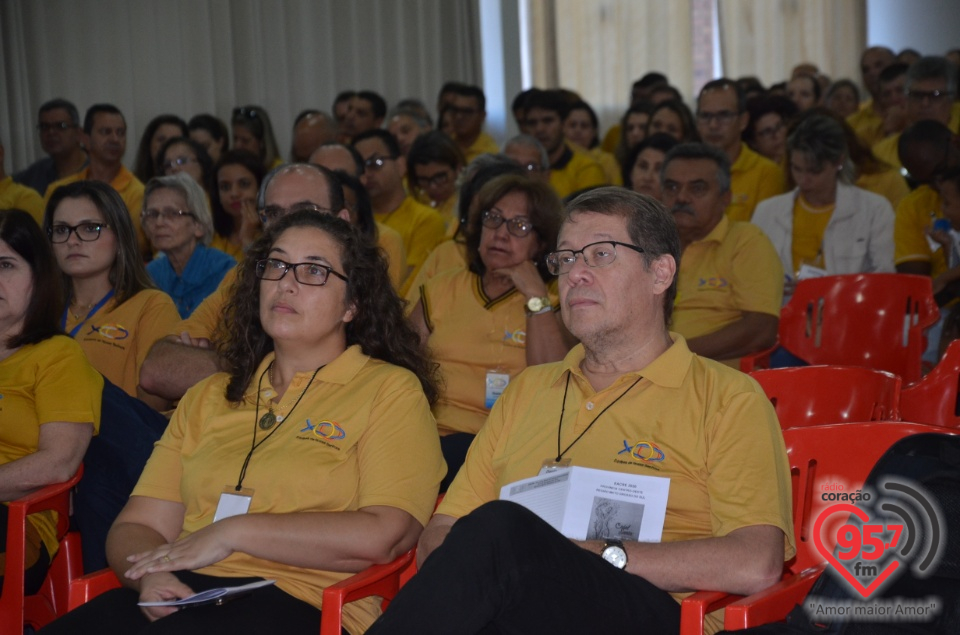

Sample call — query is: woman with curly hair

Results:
[40,211,444,635]
[409,174,575,490]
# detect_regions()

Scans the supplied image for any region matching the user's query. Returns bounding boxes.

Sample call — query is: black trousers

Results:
[367,500,681,635]
[37,570,325,635]
[439,433,476,493]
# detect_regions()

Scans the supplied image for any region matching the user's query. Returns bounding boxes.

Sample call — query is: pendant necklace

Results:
[256,361,322,431]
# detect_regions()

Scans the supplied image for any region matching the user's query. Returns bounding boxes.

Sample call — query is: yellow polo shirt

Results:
[0,176,45,226]
[587,146,622,186]
[439,336,795,635]
[401,239,468,300]
[462,131,500,165]
[872,133,901,171]
[601,123,621,154]
[847,100,885,148]
[133,345,444,634]
[375,196,446,274]
[66,289,180,401]
[672,217,783,366]
[549,143,608,199]
[0,336,102,565]
[856,168,909,210]
[727,144,786,223]
[209,233,246,261]
[174,266,236,340]
[375,221,407,289]
[419,267,560,436]
[44,165,148,258]
[894,184,946,276]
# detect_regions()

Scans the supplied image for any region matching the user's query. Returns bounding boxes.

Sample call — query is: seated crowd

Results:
[0,44,958,634]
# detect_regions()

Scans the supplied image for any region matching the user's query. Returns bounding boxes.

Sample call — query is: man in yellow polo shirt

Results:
[353,129,445,278]
[446,84,500,164]
[0,136,44,224]
[847,46,897,148]
[43,104,148,258]
[873,56,959,172]
[661,143,782,367]
[138,163,352,402]
[696,79,786,222]
[523,89,607,199]
[366,187,793,635]
[894,120,960,278]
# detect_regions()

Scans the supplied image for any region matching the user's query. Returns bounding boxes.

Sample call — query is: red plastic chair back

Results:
[779,274,937,384]
[750,366,902,428]
[783,422,953,574]
[900,339,960,427]
[0,466,84,632]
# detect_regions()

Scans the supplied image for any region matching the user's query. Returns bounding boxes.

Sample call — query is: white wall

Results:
[866,0,960,54]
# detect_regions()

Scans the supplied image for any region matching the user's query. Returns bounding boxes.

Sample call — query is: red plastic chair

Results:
[778,274,938,384]
[680,422,955,634]
[0,466,84,632]
[66,567,121,611]
[900,339,960,427]
[739,339,778,373]
[750,366,902,428]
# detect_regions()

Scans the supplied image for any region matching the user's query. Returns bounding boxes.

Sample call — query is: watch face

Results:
[602,545,627,569]
[527,297,545,312]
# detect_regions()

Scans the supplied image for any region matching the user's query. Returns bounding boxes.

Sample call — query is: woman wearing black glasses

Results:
[43,181,179,411]
[408,174,574,490]
[40,211,444,635]
[231,105,282,172]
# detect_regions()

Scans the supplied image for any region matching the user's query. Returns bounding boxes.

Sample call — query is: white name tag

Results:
[485,371,511,409]
[213,488,253,522]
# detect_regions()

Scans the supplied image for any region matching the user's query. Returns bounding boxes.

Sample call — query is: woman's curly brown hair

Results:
[215,210,439,403]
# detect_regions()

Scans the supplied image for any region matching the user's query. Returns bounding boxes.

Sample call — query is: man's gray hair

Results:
[660,143,732,193]
[503,134,550,171]
[906,56,958,94]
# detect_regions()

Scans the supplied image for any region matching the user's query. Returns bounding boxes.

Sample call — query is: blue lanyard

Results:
[61,290,114,338]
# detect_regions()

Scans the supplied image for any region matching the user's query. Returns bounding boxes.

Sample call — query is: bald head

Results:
[309,143,363,178]
[259,163,348,222]
[290,112,337,163]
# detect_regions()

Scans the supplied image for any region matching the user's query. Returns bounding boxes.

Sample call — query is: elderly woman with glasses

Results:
[44,181,180,412]
[409,174,575,490]
[143,174,237,319]
[39,211,444,635]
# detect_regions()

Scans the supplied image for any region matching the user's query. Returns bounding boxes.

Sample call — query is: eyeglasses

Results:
[363,155,393,171]
[233,107,259,120]
[415,171,452,190]
[545,241,645,276]
[517,161,544,173]
[162,156,198,171]
[481,209,535,238]
[755,121,784,139]
[142,208,196,224]
[696,110,740,125]
[37,121,73,133]
[255,258,347,286]
[906,89,954,103]
[258,203,333,224]
[48,222,110,243]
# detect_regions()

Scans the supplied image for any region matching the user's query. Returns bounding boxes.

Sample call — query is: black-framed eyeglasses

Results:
[906,89,954,102]
[48,222,111,244]
[37,121,73,133]
[696,110,739,125]
[255,258,347,286]
[545,241,645,276]
[141,208,196,224]
[233,107,259,120]
[481,209,535,238]
[415,171,452,190]
[162,156,198,171]
[258,203,333,225]
[364,155,393,171]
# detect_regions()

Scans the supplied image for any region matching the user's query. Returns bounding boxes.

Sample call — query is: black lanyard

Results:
[555,370,643,463]
[236,362,322,491]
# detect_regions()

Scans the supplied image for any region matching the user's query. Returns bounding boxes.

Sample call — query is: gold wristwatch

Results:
[525,296,552,315]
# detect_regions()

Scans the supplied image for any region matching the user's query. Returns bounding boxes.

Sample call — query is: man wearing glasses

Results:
[139,163,351,401]
[872,56,959,173]
[696,79,785,223]
[42,104,150,258]
[352,129,446,278]
[366,187,793,635]
[447,84,499,164]
[14,98,88,197]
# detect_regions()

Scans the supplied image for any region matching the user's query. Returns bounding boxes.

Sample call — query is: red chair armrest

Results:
[723,564,826,630]
[679,591,744,635]
[66,568,122,611]
[319,549,415,635]
[740,340,778,373]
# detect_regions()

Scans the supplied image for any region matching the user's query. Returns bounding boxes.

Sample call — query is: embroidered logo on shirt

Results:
[300,419,345,441]
[697,277,729,290]
[503,328,526,345]
[87,323,130,340]
[617,440,665,463]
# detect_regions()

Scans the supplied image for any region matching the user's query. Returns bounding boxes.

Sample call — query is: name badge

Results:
[539,457,572,475]
[485,371,510,409]
[214,486,254,522]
